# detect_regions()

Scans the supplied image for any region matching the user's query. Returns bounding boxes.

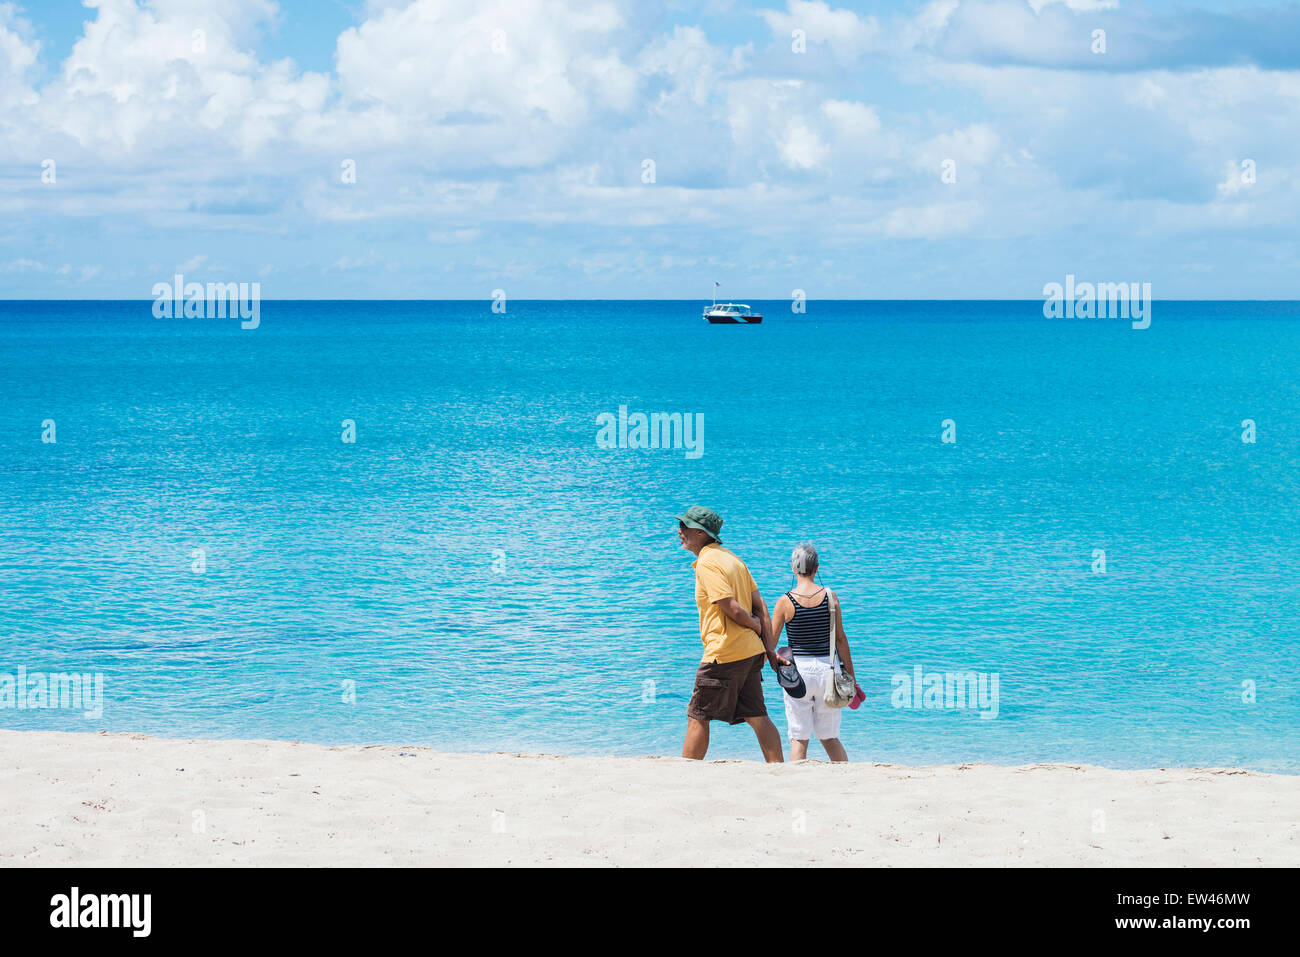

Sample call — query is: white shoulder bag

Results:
[823,589,855,709]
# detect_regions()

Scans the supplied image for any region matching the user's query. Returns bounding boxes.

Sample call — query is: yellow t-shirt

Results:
[692,543,764,664]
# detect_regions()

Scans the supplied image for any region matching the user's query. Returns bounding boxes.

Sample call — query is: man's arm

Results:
[713,590,788,666]
[713,596,761,635]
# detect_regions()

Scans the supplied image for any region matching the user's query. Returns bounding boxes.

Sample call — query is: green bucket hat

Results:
[676,505,723,543]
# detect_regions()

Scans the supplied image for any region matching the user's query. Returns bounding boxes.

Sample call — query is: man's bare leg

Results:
[682,717,710,759]
[745,716,785,763]
[790,738,809,761]
[819,737,848,762]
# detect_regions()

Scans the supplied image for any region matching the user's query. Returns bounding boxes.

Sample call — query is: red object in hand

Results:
[849,683,866,710]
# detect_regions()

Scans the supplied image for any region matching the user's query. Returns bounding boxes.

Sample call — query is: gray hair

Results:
[791,542,819,575]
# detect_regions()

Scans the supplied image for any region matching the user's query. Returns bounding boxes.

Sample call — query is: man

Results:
[676,505,786,762]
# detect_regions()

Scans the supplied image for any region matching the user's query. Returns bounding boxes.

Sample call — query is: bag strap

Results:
[827,589,838,670]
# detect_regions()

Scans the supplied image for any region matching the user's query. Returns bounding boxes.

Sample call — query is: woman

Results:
[770,543,854,762]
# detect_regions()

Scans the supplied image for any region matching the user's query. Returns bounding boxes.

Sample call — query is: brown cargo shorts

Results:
[686,652,768,725]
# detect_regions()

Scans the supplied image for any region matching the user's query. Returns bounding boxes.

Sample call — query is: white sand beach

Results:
[2,730,1296,867]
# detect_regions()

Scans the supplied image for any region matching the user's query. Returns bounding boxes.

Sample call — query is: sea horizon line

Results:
[2,298,1299,304]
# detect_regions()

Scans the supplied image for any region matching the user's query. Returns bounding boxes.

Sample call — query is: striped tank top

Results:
[786,590,832,657]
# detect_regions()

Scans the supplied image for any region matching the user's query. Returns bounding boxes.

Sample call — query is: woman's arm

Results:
[834,597,854,675]
[751,588,772,649]
[768,596,792,667]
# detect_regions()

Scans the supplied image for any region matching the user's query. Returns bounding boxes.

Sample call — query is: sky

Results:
[0,0,1296,299]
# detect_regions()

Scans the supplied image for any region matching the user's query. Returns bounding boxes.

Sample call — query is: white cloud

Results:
[0,257,46,272]
[1,0,1297,298]
[330,0,637,165]
[0,2,38,112]
[760,0,880,60]
[638,25,746,108]
[818,99,898,183]
[38,0,326,155]
[926,0,1087,66]
[821,99,881,140]
[916,0,959,34]
[428,228,484,244]
[1028,0,1118,12]
[1217,160,1249,198]
[779,117,829,169]
[329,250,380,271]
[878,200,982,238]
[726,79,831,170]
[915,124,1000,174]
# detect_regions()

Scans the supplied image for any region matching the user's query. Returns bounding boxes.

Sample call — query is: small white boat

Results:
[703,302,762,324]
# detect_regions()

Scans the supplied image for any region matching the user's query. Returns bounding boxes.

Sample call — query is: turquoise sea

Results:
[2,300,1298,771]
